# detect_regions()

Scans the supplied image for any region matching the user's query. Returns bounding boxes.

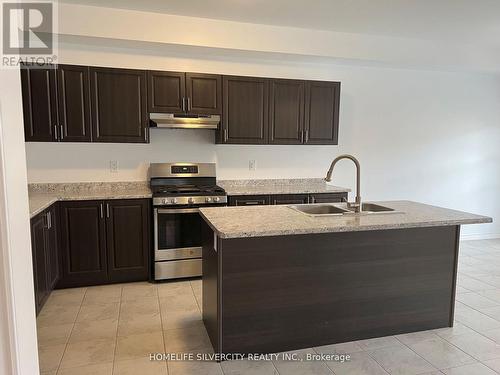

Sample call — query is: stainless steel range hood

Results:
[149,113,220,129]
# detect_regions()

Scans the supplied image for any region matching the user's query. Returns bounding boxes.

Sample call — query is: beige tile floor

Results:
[37,239,500,375]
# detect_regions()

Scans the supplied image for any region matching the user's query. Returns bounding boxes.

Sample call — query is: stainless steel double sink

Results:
[288,203,402,217]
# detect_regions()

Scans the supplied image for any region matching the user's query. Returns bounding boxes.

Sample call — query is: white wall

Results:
[0,69,40,375]
[25,40,500,239]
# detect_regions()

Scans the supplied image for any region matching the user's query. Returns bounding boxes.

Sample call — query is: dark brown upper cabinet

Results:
[304,81,340,145]
[148,71,185,113]
[21,63,340,145]
[185,73,222,115]
[57,65,92,142]
[148,71,222,115]
[90,67,148,143]
[268,79,305,144]
[222,76,269,144]
[106,199,150,283]
[220,76,340,145]
[21,64,58,142]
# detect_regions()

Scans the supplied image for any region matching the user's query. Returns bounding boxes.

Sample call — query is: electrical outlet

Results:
[109,160,118,173]
[249,160,256,171]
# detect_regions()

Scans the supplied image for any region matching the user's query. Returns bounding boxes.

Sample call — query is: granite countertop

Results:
[28,182,152,218]
[217,178,350,195]
[199,200,492,239]
[28,179,347,218]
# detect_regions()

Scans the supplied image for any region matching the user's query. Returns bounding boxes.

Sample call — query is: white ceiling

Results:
[60,0,500,47]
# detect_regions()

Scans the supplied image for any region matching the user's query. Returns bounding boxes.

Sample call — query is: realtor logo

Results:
[2,1,57,67]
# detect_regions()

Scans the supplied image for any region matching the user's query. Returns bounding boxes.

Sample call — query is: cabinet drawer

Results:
[309,193,347,204]
[228,195,270,206]
[271,194,309,205]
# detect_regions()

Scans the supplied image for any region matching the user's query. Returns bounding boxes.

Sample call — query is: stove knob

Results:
[170,198,177,204]
[205,197,212,203]
[213,197,220,203]
[161,198,167,204]
[188,197,194,204]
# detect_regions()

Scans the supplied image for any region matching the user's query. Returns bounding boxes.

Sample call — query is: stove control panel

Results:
[171,165,198,174]
[153,195,227,207]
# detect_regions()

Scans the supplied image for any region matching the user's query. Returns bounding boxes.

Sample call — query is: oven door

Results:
[154,207,203,261]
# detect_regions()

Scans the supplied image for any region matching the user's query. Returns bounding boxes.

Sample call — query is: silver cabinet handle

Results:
[44,212,50,229]
[223,128,228,142]
[304,129,309,143]
[300,129,304,143]
[310,196,316,204]
[182,97,186,112]
[106,203,110,218]
[48,211,51,229]
[54,125,58,141]
[144,129,148,142]
[187,97,191,111]
[100,203,104,218]
[60,125,64,140]
[242,201,262,205]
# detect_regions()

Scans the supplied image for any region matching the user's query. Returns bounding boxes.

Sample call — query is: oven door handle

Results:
[156,208,200,214]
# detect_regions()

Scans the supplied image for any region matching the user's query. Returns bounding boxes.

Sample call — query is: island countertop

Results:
[199,200,492,239]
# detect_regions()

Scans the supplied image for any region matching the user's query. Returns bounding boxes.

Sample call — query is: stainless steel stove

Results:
[150,163,227,280]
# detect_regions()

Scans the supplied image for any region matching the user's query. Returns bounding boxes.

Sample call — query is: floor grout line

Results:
[110,285,123,375]
[157,283,170,375]
[53,288,87,375]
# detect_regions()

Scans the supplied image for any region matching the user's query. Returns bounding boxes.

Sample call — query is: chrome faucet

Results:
[325,154,361,213]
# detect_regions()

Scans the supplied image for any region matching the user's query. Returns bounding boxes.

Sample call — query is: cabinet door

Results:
[90,67,148,143]
[304,81,340,145]
[45,204,60,290]
[31,213,49,314]
[105,199,150,283]
[222,76,269,144]
[271,194,309,205]
[57,65,91,142]
[148,70,185,113]
[59,201,108,287]
[228,195,270,206]
[21,64,58,142]
[269,79,304,144]
[309,193,347,204]
[186,73,222,115]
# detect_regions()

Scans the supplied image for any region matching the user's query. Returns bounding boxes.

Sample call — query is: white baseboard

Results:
[461,233,500,241]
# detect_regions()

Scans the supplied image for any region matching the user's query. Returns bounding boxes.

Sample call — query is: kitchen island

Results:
[199,201,492,355]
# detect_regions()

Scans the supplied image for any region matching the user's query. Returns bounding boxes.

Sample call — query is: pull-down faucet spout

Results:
[325,154,361,213]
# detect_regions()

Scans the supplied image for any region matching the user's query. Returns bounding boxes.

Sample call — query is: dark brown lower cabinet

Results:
[31,205,60,315]
[228,192,348,206]
[31,213,50,314]
[309,192,347,203]
[228,195,270,206]
[203,223,460,355]
[45,204,60,290]
[58,200,108,288]
[271,194,309,205]
[58,199,150,288]
[106,199,150,283]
